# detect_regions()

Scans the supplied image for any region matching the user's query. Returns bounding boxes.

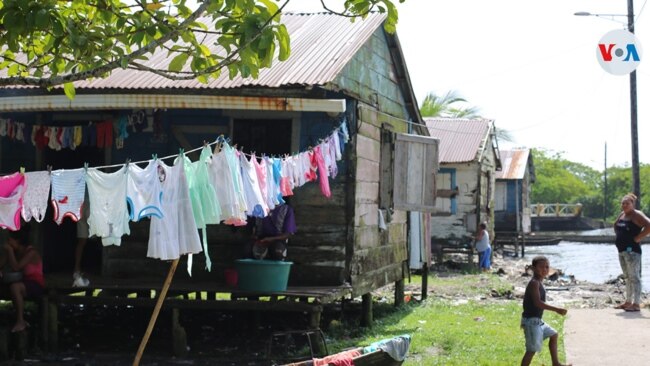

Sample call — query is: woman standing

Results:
[0,225,44,332]
[613,193,650,312]
[475,222,491,272]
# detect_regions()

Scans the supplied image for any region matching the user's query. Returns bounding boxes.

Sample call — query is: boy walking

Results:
[521,256,571,366]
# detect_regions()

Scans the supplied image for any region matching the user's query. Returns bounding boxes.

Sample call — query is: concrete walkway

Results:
[564,308,650,365]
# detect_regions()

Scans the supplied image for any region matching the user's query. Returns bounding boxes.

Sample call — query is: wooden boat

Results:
[497,236,562,246]
[523,237,562,246]
[281,335,410,366]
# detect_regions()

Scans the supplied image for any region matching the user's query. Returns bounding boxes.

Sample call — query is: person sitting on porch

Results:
[0,224,45,333]
[246,200,296,261]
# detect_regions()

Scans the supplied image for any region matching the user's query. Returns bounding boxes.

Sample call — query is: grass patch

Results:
[325,273,566,365]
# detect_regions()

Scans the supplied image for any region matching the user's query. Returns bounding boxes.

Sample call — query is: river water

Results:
[524,241,650,292]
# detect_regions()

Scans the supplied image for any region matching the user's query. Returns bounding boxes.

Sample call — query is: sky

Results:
[279,0,650,171]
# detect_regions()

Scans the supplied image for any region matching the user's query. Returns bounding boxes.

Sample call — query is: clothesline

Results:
[1,117,349,174]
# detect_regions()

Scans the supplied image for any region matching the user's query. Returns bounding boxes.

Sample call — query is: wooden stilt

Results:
[133,258,180,366]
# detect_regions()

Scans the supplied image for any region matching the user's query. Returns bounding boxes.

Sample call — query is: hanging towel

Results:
[22,171,51,223]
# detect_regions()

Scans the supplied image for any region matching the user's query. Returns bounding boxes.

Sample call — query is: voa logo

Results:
[597,29,642,75]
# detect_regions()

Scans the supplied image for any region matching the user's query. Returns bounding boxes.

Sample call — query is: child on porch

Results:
[520,256,571,366]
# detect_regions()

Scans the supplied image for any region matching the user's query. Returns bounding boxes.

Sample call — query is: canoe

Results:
[499,237,562,246]
[281,335,410,366]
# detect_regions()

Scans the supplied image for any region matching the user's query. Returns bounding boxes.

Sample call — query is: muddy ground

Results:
[1,252,646,365]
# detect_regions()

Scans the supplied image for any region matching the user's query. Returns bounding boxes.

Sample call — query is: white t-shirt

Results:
[475,230,491,252]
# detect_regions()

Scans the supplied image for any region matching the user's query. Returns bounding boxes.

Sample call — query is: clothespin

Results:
[125,159,131,173]
[179,148,184,155]
[47,165,52,174]
[152,153,158,161]
[19,166,25,174]
[83,162,89,173]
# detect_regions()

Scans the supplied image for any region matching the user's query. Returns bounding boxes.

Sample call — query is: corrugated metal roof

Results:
[495,148,530,180]
[1,12,386,91]
[424,118,493,163]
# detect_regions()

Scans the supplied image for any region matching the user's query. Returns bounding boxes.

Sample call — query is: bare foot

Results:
[11,320,28,333]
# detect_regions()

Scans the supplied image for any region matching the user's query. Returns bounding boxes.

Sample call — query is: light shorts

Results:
[521,317,557,353]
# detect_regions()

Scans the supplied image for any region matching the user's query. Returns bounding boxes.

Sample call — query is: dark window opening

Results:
[232,119,292,156]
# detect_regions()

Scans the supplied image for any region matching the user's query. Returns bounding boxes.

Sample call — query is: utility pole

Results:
[603,141,607,222]
[628,0,640,208]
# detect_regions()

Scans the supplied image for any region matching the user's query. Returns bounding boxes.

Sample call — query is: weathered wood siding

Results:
[350,105,409,297]
[430,141,499,243]
[333,28,408,118]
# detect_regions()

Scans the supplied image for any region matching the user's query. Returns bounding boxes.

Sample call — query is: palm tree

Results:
[420,90,513,142]
[419,90,481,118]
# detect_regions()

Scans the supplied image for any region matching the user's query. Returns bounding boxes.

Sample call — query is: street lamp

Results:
[575,0,640,208]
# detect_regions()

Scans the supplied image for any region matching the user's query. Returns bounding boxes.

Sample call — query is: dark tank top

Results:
[615,218,642,254]
[522,278,545,318]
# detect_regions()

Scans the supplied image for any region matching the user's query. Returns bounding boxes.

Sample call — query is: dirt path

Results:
[564,308,650,365]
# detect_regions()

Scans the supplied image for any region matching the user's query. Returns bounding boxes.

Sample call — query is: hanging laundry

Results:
[22,171,51,223]
[313,144,331,198]
[86,166,131,246]
[47,127,61,150]
[327,134,339,178]
[239,152,268,218]
[0,172,26,231]
[176,147,222,272]
[148,160,202,262]
[279,157,294,197]
[208,141,247,226]
[96,120,113,148]
[50,168,86,225]
[271,157,286,203]
[126,160,165,221]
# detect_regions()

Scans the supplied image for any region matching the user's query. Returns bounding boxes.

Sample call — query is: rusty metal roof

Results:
[495,148,531,180]
[1,12,386,91]
[424,118,493,163]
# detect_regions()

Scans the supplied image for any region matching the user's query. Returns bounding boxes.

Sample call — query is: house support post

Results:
[361,293,373,327]
[394,279,404,307]
[172,308,188,357]
[421,262,429,300]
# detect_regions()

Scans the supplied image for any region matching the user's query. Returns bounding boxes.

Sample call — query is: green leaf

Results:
[198,44,211,57]
[63,82,76,100]
[168,53,189,72]
[35,9,49,29]
[276,24,290,61]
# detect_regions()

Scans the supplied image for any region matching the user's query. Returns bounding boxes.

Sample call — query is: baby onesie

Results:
[86,166,130,246]
[0,173,26,231]
[50,168,86,224]
[22,171,51,223]
[127,160,164,221]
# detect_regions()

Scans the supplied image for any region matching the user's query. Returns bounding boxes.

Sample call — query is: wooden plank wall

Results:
[101,149,352,288]
[350,105,409,297]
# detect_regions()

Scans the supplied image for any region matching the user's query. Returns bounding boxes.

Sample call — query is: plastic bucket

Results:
[224,268,238,287]
[234,259,292,292]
